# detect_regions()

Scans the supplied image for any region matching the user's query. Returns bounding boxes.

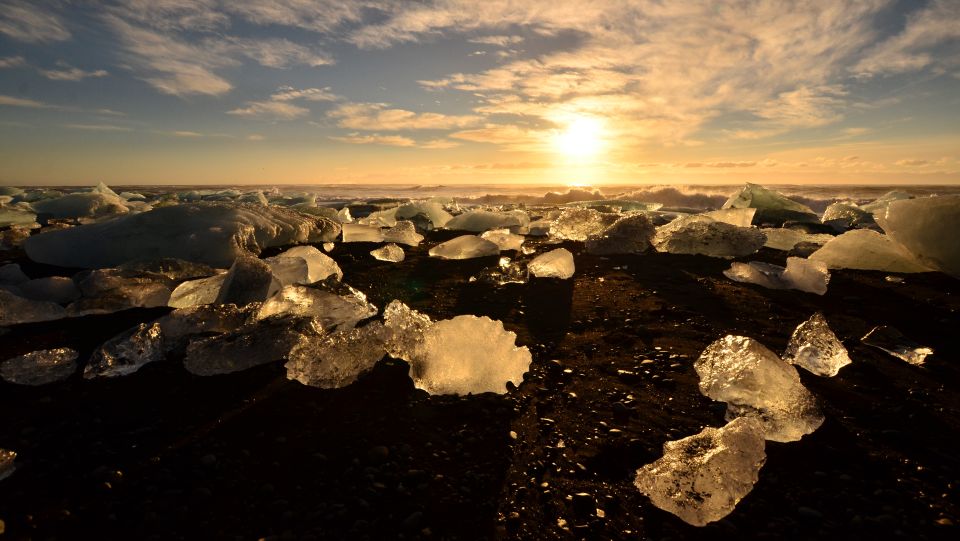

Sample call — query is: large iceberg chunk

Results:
[370,243,405,262]
[782,313,851,376]
[256,284,377,330]
[584,213,655,255]
[634,416,766,527]
[31,191,129,221]
[695,335,823,442]
[215,256,281,306]
[395,201,453,230]
[862,326,933,366]
[527,248,575,279]
[428,235,499,259]
[285,322,388,388]
[808,229,932,273]
[722,183,818,224]
[875,195,960,277]
[0,289,67,326]
[653,215,766,258]
[445,209,528,233]
[1,348,78,385]
[549,208,616,241]
[84,323,165,378]
[23,202,340,268]
[480,229,525,251]
[723,257,830,295]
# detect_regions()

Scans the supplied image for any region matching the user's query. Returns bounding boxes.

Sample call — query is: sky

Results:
[0,0,958,186]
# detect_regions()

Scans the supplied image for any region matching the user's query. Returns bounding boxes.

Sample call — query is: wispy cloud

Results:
[328,102,482,131]
[63,123,132,132]
[0,95,57,109]
[854,0,960,78]
[895,159,929,166]
[0,56,27,69]
[468,35,523,47]
[228,100,309,120]
[40,62,110,81]
[271,86,339,102]
[330,133,418,147]
[0,1,71,43]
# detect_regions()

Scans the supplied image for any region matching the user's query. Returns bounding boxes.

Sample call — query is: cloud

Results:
[854,0,960,77]
[271,86,339,102]
[0,1,71,43]
[39,62,110,81]
[228,100,309,119]
[225,37,334,68]
[63,124,132,132]
[330,133,418,147]
[468,35,523,47]
[328,102,482,131]
[0,56,27,69]
[686,161,757,168]
[420,138,461,149]
[0,95,57,109]
[895,159,929,166]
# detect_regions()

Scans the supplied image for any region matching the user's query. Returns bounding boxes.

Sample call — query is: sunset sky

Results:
[0,0,958,186]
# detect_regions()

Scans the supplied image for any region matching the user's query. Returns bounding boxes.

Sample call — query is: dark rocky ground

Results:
[1,232,959,540]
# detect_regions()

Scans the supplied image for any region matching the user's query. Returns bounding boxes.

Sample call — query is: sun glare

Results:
[553,116,605,160]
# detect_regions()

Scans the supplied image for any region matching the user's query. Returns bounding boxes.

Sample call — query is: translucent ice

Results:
[723,257,830,295]
[412,315,531,395]
[0,225,33,249]
[821,201,874,231]
[395,201,453,230]
[31,191,129,221]
[382,220,424,247]
[23,202,340,268]
[808,229,932,273]
[480,229,525,251]
[273,245,343,282]
[117,258,220,282]
[653,215,767,258]
[69,269,172,315]
[155,303,257,352]
[0,207,37,227]
[370,243,405,262]
[549,208,617,241]
[861,190,913,214]
[428,235,500,259]
[1,348,78,385]
[584,213,655,255]
[704,208,757,227]
[862,326,933,366]
[634,416,766,527]
[527,248,575,279]
[760,228,834,251]
[265,256,310,287]
[184,315,322,375]
[445,209,529,233]
[256,284,377,331]
[0,289,67,326]
[215,256,281,306]
[782,313,851,376]
[722,183,818,224]
[695,335,824,442]
[285,322,388,388]
[0,449,15,481]
[382,300,433,363]
[85,323,165,378]
[168,273,227,308]
[875,195,960,277]
[341,223,385,242]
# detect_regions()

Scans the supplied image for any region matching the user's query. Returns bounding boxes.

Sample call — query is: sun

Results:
[553,116,605,159]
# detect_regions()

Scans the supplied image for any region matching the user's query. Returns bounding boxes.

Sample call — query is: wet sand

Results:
[1,233,958,540]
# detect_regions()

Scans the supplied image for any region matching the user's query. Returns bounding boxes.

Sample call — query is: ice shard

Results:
[760,228,835,251]
[382,300,433,363]
[370,243,405,262]
[256,284,377,331]
[184,315,323,375]
[634,416,766,527]
[695,335,824,442]
[808,229,932,273]
[395,201,453,230]
[1,348,78,385]
[875,195,960,277]
[215,256,281,306]
[703,208,757,227]
[549,208,617,241]
[265,256,310,287]
[862,326,933,366]
[285,322,388,388]
[821,201,875,231]
[155,303,257,352]
[168,273,227,308]
[782,313,851,376]
[480,229,525,251]
[273,245,343,282]
[428,235,500,260]
[383,220,425,247]
[0,207,37,227]
[723,257,830,295]
[0,289,67,326]
[84,323,165,378]
[527,248,575,279]
[584,213,655,255]
[445,209,529,233]
[653,215,767,258]
[68,269,172,315]
[722,183,819,224]
[341,223,385,243]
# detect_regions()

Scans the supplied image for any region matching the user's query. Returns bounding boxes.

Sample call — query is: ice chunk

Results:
[382,300,433,363]
[285,322,388,388]
[0,449,15,481]
[549,208,617,241]
[31,191,129,220]
[861,190,913,214]
[184,315,322,375]
[0,225,34,249]
[23,202,340,268]
[704,208,757,227]
[395,201,453,230]
[168,273,227,308]
[808,229,932,273]
[478,256,528,285]
[480,229,525,251]
[528,248,575,279]
[445,209,529,233]
[0,263,29,285]
[322,242,334,252]
[337,207,353,223]
[215,256,281,306]
[821,201,874,231]
[760,228,834,251]
[695,335,824,442]
[723,257,830,295]
[371,243,405,262]
[275,245,343,282]
[634,416,766,527]
[1,347,78,385]
[117,258,220,282]
[722,183,818,224]
[585,213,655,255]
[155,303,256,351]
[875,195,960,277]
[0,207,37,227]
[862,326,933,366]
[783,313,851,376]
[266,256,310,286]
[566,200,663,212]
[411,315,531,395]
[18,277,81,304]
[428,235,499,259]
[68,269,172,315]
[358,206,398,227]
[84,323,165,378]
[383,220,424,247]
[653,215,767,258]
[0,289,67,326]
[256,284,377,330]
[341,223,385,243]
